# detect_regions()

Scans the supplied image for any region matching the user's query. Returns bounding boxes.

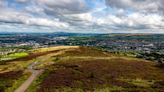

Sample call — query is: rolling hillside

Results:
[0,46,163,92]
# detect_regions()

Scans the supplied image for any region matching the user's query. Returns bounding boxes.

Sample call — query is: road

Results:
[14,62,43,92]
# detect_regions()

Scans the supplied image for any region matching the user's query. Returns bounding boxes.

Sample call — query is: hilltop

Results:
[0,46,163,92]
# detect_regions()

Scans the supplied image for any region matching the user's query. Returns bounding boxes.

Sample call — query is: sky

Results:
[0,0,164,33]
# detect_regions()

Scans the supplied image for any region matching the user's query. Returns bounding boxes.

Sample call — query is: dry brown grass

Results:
[32,46,79,53]
[58,46,112,57]
[5,46,79,62]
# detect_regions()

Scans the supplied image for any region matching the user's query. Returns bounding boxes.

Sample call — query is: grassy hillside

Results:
[0,46,163,92]
[26,46,164,92]
[0,46,79,92]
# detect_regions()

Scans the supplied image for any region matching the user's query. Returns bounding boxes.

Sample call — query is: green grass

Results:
[128,79,154,87]
[119,78,154,88]
[8,52,29,58]
[0,52,29,61]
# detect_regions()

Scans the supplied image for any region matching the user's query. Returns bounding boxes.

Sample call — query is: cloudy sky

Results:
[0,0,164,33]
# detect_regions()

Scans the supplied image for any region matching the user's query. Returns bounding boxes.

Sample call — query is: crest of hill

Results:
[27,47,164,92]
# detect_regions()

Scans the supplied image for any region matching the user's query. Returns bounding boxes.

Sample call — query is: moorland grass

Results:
[26,47,164,92]
[1,46,162,92]
[39,59,164,92]
[5,71,31,92]
[0,71,30,92]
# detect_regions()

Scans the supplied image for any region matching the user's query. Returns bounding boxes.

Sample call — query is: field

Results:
[0,52,29,62]
[26,47,164,92]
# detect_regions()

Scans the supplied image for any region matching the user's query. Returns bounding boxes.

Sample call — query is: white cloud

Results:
[16,0,28,3]
[95,13,164,30]
[36,0,89,15]
[0,0,6,7]
[0,0,164,33]
[25,5,44,14]
[105,0,164,14]
[0,8,69,28]
[23,18,69,28]
[0,1,3,7]
[69,13,93,22]
[70,11,164,32]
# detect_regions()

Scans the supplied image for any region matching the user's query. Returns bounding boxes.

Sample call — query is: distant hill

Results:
[49,32,100,37]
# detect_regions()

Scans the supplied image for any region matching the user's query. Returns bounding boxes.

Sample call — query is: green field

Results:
[0,52,29,61]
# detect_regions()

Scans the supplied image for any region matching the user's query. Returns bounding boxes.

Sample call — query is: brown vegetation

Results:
[38,58,164,92]
[58,46,112,57]
[0,71,23,79]
[0,71,23,92]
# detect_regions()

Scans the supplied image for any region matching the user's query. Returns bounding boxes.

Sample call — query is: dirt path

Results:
[14,47,76,92]
[14,62,43,92]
